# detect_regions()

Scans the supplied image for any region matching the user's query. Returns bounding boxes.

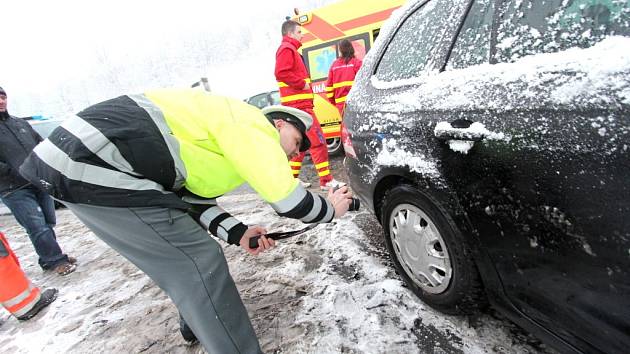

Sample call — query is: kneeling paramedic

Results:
[19,89,353,353]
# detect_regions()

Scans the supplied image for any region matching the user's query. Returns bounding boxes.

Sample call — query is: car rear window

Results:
[495,0,630,63]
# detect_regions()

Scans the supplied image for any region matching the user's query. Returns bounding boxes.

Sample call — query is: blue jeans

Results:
[1,186,68,269]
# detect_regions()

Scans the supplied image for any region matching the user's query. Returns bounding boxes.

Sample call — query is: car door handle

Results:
[434,119,487,141]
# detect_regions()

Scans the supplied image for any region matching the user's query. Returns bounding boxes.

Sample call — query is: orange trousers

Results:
[0,232,41,318]
[289,108,333,187]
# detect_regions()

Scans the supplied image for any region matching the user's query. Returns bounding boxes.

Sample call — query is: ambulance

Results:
[293,0,406,155]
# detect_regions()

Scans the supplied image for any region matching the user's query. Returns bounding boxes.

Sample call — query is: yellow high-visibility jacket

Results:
[20,89,335,244]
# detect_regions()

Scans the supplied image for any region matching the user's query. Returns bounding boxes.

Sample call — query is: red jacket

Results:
[275,36,314,110]
[325,57,362,109]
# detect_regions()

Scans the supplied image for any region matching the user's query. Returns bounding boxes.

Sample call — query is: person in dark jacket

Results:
[0,86,76,276]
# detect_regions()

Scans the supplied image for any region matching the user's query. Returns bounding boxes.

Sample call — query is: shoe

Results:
[320,179,347,191]
[17,288,58,321]
[67,256,77,264]
[54,261,77,276]
[179,315,198,344]
[297,178,311,188]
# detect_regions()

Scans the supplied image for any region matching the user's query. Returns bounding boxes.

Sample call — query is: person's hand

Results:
[327,186,352,218]
[239,225,275,255]
[303,82,311,90]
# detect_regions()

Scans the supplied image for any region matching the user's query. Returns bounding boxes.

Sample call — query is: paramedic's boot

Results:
[179,314,198,344]
[17,288,58,321]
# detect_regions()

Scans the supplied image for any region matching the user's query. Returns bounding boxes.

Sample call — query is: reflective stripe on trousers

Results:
[290,161,302,177]
[289,108,333,186]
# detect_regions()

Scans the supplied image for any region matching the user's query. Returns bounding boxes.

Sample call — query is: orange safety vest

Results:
[0,232,42,318]
[275,36,314,110]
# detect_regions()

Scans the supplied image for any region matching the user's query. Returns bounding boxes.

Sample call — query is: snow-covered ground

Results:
[0,186,555,353]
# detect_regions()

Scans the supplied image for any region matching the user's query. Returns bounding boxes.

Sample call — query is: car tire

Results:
[326,137,344,156]
[381,184,485,315]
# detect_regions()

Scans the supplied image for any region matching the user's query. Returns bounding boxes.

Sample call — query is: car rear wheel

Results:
[381,185,485,315]
[326,137,343,156]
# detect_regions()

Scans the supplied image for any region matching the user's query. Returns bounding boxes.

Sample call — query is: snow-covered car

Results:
[343,1,630,353]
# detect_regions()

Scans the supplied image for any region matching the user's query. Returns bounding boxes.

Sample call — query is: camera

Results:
[332,186,360,211]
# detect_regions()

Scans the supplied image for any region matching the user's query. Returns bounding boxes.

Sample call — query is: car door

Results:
[437,1,630,352]
[347,0,471,188]
[349,0,630,352]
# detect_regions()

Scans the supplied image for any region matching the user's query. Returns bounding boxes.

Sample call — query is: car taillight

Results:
[341,122,357,159]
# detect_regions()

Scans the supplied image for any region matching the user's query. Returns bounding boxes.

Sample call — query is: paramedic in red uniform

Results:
[325,39,363,116]
[274,20,344,190]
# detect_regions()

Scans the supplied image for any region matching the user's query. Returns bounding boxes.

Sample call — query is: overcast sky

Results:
[1,0,333,117]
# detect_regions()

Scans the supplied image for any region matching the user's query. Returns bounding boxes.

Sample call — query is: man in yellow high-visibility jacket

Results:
[20,89,353,353]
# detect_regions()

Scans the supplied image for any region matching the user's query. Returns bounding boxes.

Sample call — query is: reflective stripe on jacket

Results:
[325,57,362,107]
[19,90,334,245]
[275,36,314,110]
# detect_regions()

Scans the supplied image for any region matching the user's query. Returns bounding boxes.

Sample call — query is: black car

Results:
[343,1,629,353]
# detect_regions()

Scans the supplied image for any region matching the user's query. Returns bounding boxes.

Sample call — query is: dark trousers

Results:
[1,186,68,269]
[64,202,263,354]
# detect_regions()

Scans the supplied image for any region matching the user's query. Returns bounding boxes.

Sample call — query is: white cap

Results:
[262,105,313,151]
